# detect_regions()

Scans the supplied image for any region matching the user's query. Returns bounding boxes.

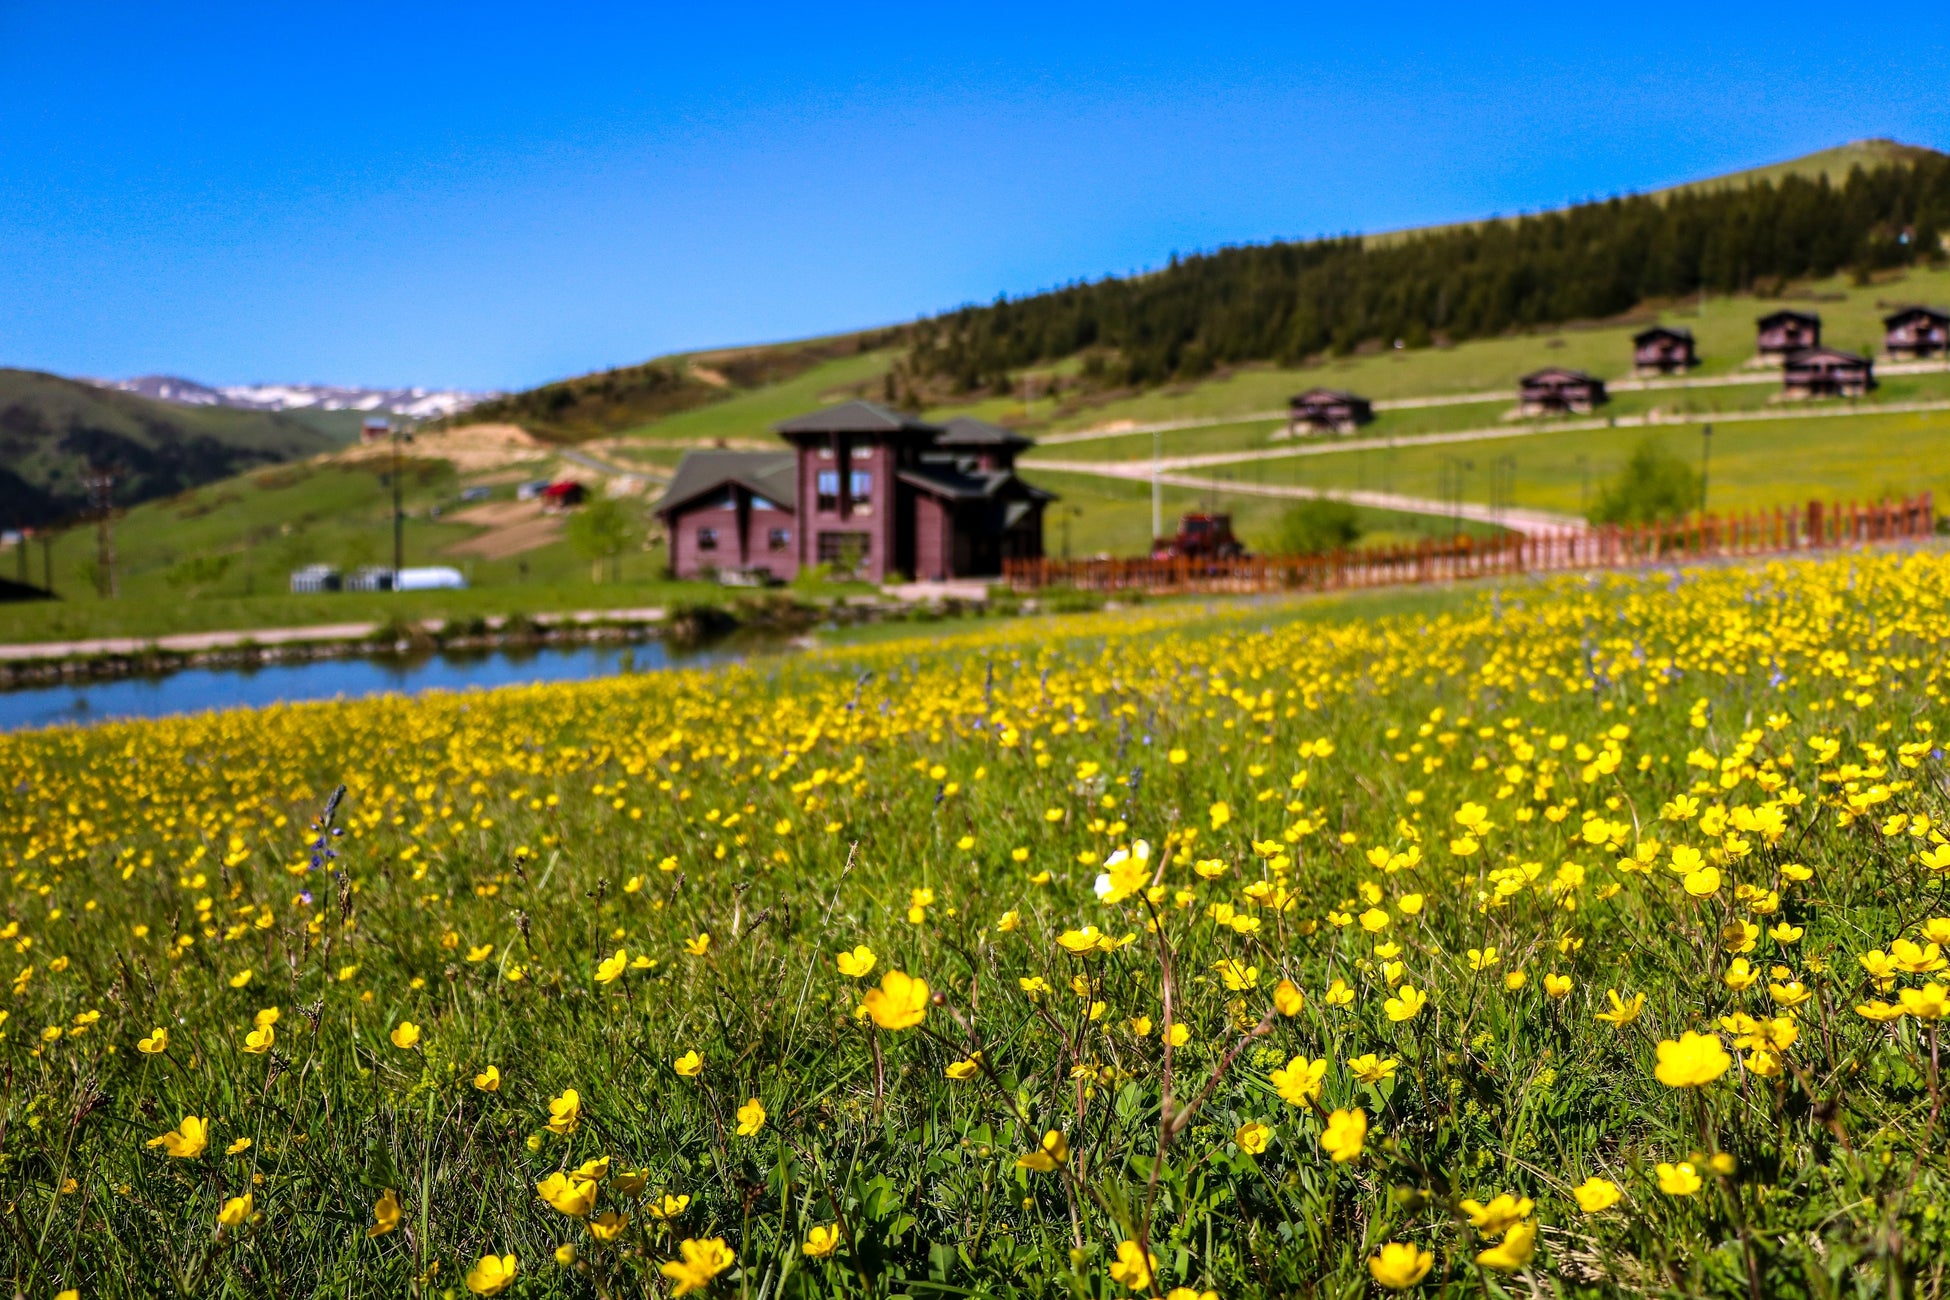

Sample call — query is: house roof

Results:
[1884,305,1950,326]
[936,416,1033,449]
[1519,367,1604,385]
[1784,346,1871,366]
[654,451,798,516]
[1634,325,1694,343]
[899,465,1057,504]
[1757,308,1821,327]
[1289,387,1369,404]
[774,398,941,438]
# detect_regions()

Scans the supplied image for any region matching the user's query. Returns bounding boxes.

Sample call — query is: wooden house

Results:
[1755,309,1821,362]
[1286,388,1375,435]
[656,401,1051,583]
[1632,326,1698,375]
[1883,306,1950,360]
[1518,368,1608,416]
[1782,347,1875,398]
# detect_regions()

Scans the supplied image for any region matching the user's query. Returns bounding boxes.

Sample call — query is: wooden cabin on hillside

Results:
[1782,347,1875,398]
[1632,326,1698,375]
[1755,309,1821,362]
[1518,368,1608,416]
[1287,388,1375,436]
[1883,306,1950,359]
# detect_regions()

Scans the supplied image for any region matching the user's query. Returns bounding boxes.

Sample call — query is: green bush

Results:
[1272,498,1364,555]
[1590,438,1700,525]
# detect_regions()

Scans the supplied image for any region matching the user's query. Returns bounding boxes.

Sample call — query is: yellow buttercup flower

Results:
[1015,1130,1068,1171]
[735,1098,767,1137]
[595,948,629,984]
[684,933,711,957]
[835,945,876,977]
[1319,1108,1366,1162]
[1460,1193,1533,1235]
[659,1237,735,1296]
[647,1193,693,1219]
[944,1054,982,1080]
[1368,1241,1434,1289]
[1234,1120,1271,1154]
[1347,1053,1398,1085]
[1594,990,1645,1027]
[389,1021,422,1051]
[1269,1055,1327,1106]
[369,1188,402,1237]
[1572,1176,1621,1212]
[217,1191,253,1227]
[537,1170,598,1217]
[861,970,929,1030]
[674,1050,704,1077]
[138,1027,169,1054]
[1543,973,1573,998]
[1272,979,1305,1016]
[1654,1032,1733,1087]
[1384,985,1427,1021]
[145,1115,209,1159]
[588,1210,628,1242]
[466,943,494,962]
[474,1065,501,1091]
[1475,1220,1535,1272]
[546,1089,581,1135]
[1656,1161,1702,1195]
[1108,1240,1156,1291]
[465,1253,519,1296]
[803,1224,841,1257]
[1900,983,1948,1020]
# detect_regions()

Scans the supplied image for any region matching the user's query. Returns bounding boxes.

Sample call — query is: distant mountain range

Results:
[90,375,492,420]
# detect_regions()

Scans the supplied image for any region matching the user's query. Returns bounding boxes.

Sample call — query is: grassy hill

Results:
[0,368,351,529]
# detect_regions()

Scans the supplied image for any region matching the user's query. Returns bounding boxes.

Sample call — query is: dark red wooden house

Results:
[1632,326,1697,375]
[1286,388,1375,436]
[1755,310,1821,361]
[1883,306,1950,360]
[655,402,1051,583]
[1518,368,1608,416]
[1782,347,1875,398]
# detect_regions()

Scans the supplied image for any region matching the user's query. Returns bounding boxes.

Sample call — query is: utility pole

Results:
[390,419,411,586]
[1699,423,1713,517]
[1150,428,1162,543]
[84,467,117,597]
[42,531,54,594]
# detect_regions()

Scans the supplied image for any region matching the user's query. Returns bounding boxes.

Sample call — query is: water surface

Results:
[0,639,741,732]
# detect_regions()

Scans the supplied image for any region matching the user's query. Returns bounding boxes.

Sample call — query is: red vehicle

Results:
[1151,512,1245,560]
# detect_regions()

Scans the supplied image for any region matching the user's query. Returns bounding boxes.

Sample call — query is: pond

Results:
[0,638,747,733]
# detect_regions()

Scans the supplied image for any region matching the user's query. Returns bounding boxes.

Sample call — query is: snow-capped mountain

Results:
[95,375,493,420]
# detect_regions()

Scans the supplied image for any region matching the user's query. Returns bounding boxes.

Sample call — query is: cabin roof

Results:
[774,398,940,438]
[935,416,1034,449]
[653,450,798,516]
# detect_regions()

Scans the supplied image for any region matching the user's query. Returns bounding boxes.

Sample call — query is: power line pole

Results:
[391,420,408,587]
[1150,428,1162,543]
[84,467,117,597]
[1699,423,1713,517]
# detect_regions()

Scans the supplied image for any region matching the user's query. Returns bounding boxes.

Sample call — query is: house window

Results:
[767,527,791,552]
[696,526,718,552]
[750,494,778,512]
[816,470,840,513]
[849,470,873,498]
[816,531,872,567]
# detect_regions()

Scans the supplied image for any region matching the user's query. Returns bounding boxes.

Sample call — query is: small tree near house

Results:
[566,497,638,582]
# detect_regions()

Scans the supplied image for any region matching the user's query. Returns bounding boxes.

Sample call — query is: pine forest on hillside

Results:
[896,155,1950,396]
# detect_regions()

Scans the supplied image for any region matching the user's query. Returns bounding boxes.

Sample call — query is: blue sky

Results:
[1,3,1946,392]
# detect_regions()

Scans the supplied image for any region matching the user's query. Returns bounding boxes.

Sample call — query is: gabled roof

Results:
[654,450,797,516]
[1883,305,1950,326]
[899,465,1056,504]
[774,399,940,438]
[1633,325,1695,343]
[1757,308,1821,327]
[1289,387,1369,404]
[1519,367,1604,385]
[936,416,1033,449]
[1783,346,1871,365]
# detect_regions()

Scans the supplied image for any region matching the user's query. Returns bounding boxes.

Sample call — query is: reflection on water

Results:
[0,639,746,733]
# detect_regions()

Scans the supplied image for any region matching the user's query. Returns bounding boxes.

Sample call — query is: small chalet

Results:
[1782,347,1875,398]
[1755,309,1821,362]
[1883,306,1950,360]
[655,401,1052,583]
[1518,368,1608,416]
[1632,326,1698,375]
[1286,388,1374,436]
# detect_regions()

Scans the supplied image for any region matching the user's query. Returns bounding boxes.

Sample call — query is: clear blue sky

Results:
[2,2,1945,393]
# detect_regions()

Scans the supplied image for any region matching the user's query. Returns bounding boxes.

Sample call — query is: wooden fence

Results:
[1003,496,1938,595]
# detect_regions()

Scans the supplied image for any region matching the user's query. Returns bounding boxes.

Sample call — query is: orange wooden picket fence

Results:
[1003,495,1938,595]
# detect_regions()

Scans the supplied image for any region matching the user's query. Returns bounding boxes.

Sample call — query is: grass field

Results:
[3,550,1948,1296]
